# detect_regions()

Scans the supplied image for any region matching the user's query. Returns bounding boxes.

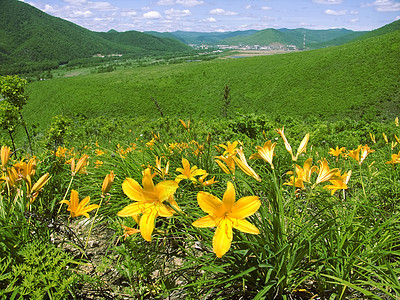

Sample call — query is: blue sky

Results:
[22,0,400,32]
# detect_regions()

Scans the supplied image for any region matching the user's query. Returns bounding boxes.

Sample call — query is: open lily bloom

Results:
[314,159,339,187]
[284,158,317,189]
[118,168,179,241]
[192,181,261,258]
[60,189,99,218]
[250,140,277,169]
[175,157,206,183]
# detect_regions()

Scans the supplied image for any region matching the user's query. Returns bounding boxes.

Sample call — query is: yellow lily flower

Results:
[121,225,140,240]
[348,144,375,165]
[155,156,169,178]
[60,189,100,218]
[5,167,20,188]
[369,133,376,144]
[328,146,345,157]
[347,145,361,162]
[198,173,218,186]
[383,133,388,144]
[219,141,238,156]
[71,154,89,176]
[192,181,261,258]
[95,149,105,156]
[14,158,37,189]
[1,146,11,171]
[215,155,235,174]
[233,147,261,182]
[284,158,317,189]
[117,168,179,241]
[386,151,400,165]
[179,119,190,131]
[313,159,339,187]
[175,157,207,183]
[146,138,156,149]
[27,173,51,206]
[94,160,103,168]
[276,127,309,161]
[249,140,276,169]
[101,171,115,195]
[324,170,351,195]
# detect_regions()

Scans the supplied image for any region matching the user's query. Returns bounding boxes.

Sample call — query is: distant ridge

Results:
[147,28,366,49]
[0,0,192,68]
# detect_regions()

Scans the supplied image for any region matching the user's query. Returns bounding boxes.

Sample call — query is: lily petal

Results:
[140,208,158,241]
[122,178,144,202]
[142,168,155,192]
[117,202,143,217]
[197,191,222,216]
[192,215,217,228]
[230,196,261,219]
[231,218,260,234]
[213,218,233,258]
[222,181,235,209]
[156,180,179,202]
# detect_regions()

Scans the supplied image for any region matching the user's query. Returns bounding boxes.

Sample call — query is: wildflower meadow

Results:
[1,75,400,299]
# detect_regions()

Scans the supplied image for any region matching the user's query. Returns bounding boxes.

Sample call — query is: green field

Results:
[24,29,400,131]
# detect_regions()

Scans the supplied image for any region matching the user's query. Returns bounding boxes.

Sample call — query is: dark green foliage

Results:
[46,115,72,152]
[0,0,192,75]
[0,241,78,299]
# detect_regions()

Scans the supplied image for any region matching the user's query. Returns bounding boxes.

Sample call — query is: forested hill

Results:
[0,0,192,68]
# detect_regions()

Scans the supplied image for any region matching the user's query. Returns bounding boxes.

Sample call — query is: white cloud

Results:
[143,11,162,18]
[245,5,252,9]
[70,10,93,17]
[164,8,191,17]
[176,0,204,7]
[325,9,347,15]
[200,17,216,22]
[313,0,342,4]
[371,0,400,12]
[64,0,87,4]
[157,0,175,5]
[209,8,238,15]
[43,4,57,13]
[261,6,272,10]
[120,11,137,17]
[350,18,359,23]
[86,2,116,12]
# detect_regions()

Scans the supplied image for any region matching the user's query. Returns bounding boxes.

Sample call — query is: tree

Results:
[0,101,20,152]
[0,75,33,154]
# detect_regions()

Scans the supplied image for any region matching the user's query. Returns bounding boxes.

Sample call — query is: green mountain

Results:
[354,19,400,41]
[24,22,400,128]
[0,0,192,71]
[154,30,258,45]
[149,27,365,49]
[221,28,363,48]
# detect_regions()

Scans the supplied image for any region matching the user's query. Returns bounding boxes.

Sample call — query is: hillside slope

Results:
[24,24,400,128]
[0,0,192,67]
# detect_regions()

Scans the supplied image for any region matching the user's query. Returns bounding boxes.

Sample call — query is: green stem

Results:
[83,194,107,256]
[57,176,74,215]
[359,164,366,198]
